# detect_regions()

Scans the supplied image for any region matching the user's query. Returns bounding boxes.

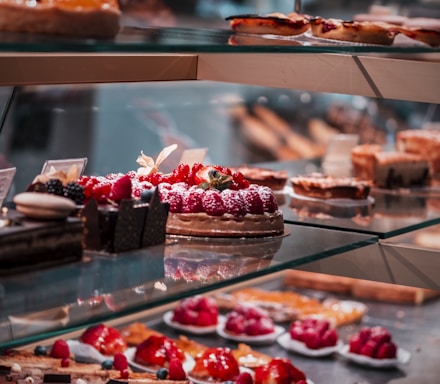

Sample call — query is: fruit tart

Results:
[218,304,284,344]
[188,347,241,383]
[277,318,342,357]
[254,358,307,384]
[164,295,219,334]
[0,340,190,384]
[340,326,411,367]
[70,323,127,360]
[130,335,191,373]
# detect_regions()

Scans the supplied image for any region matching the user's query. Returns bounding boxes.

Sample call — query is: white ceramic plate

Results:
[124,347,195,374]
[163,311,222,334]
[66,340,111,363]
[216,320,285,345]
[339,344,411,368]
[277,332,343,357]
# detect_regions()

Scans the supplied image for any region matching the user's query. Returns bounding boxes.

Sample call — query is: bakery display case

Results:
[1,3,440,383]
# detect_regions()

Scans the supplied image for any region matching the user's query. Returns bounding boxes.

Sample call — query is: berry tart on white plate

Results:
[163,295,220,334]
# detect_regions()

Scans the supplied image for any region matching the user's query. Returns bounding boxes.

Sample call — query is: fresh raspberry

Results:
[202,190,225,216]
[120,369,130,379]
[289,324,305,342]
[236,372,253,384]
[321,328,338,347]
[348,334,363,354]
[240,189,264,214]
[302,328,322,349]
[61,357,70,367]
[92,182,112,204]
[181,191,202,212]
[376,341,397,359]
[168,358,187,380]
[370,326,392,344]
[360,339,379,358]
[221,189,246,217]
[109,175,132,203]
[50,339,70,359]
[160,189,183,213]
[256,186,278,213]
[113,352,129,371]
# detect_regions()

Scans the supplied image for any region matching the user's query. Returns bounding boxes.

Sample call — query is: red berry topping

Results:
[172,295,218,327]
[225,305,275,336]
[236,372,254,384]
[191,347,240,382]
[254,358,306,384]
[289,318,338,349]
[79,324,127,356]
[160,189,183,213]
[221,189,246,217]
[240,189,264,214]
[61,357,70,368]
[109,175,132,203]
[256,186,278,213]
[120,368,130,379]
[134,335,185,368]
[181,189,204,213]
[50,339,70,359]
[114,352,129,371]
[348,326,398,359]
[202,190,226,216]
[168,358,187,380]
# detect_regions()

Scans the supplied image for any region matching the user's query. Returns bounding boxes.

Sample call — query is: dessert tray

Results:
[338,345,411,368]
[277,332,343,357]
[163,311,224,335]
[124,347,195,373]
[216,320,285,345]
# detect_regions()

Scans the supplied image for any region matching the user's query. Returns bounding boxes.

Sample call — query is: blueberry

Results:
[101,359,114,370]
[34,345,47,356]
[156,367,168,379]
[141,189,154,202]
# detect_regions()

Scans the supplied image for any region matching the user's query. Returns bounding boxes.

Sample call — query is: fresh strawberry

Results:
[245,317,274,336]
[109,175,132,203]
[134,335,184,368]
[194,165,233,191]
[80,324,127,356]
[236,372,253,384]
[376,341,397,359]
[255,358,306,384]
[50,339,70,359]
[370,326,392,344]
[289,324,305,342]
[221,189,246,216]
[194,165,221,185]
[113,352,129,371]
[202,190,225,216]
[195,348,240,382]
[168,358,187,380]
[358,327,372,343]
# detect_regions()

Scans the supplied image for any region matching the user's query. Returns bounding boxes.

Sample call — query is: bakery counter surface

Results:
[140,279,440,384]
[0,223,376,348]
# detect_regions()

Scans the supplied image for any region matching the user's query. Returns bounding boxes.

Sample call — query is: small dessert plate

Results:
[125,347,195,374]
[339,345,411,368]
[66,340,110,363]
[163,311,223,334]
[216,321,285,345]
[277,332,343,357]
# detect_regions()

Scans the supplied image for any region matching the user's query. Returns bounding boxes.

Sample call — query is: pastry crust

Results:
[166,211,285,237]
[0,0,120,38]
[227,12,310,36]
[310,17,399,45]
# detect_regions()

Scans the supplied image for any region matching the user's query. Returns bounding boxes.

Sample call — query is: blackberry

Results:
[45,178,64,196]
[64,182,85,205]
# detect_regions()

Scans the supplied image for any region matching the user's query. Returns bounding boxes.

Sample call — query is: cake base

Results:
[0,210,83,275]
[165,211,285,238]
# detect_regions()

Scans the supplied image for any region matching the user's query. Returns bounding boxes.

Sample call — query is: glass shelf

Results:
[0,223,376,349]
[0,25,439,54]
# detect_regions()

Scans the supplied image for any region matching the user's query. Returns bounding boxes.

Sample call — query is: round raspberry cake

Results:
[153,164,285,238]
